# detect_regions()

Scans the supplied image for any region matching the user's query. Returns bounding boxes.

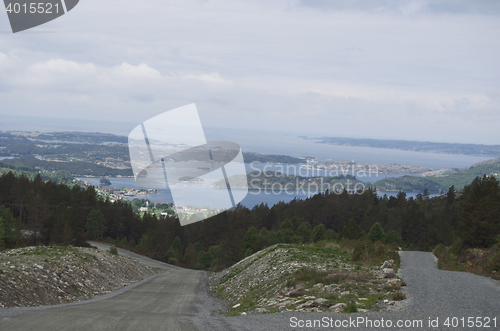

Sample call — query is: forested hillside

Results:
[0,171,499,274]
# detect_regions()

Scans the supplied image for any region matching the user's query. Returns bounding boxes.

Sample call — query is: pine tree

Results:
[458,176,500,248]
[367,222,386,243]
[340,218,364,240]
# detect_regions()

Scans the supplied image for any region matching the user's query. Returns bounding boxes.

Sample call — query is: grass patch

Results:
[344,303,358,313]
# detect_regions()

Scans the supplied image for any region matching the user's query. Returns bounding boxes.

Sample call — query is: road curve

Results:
[1,248,499,330]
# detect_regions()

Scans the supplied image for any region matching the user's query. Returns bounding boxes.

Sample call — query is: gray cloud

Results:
[0,0,499,145]
[297,0,500,15]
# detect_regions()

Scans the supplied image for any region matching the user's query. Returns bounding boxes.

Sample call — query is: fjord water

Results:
[205,128,492,169]
[78,129,494,208]
[80,175,437,209]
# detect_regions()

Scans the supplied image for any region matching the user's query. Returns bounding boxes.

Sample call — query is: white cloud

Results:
[185,72,234,84]
[0,52,9,68]
[110,63,162,79]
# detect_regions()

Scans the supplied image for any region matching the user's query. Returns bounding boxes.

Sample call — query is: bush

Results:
[343,303,358,313]
[449,238,464,256]
[486,252,500,273]
[432,244,447,258]
[352,240,367,262]
[109,246,118,255]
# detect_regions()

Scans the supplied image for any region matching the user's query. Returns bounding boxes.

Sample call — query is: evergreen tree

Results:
[243,226,258,251]
[367,222,386,243]
[458,176,500,248]
[295,222,312,243]
[312,224,326,242]
[85,209,106,239]
[340,218,364,240]
[385,229,402,245]
[0,217,5,248]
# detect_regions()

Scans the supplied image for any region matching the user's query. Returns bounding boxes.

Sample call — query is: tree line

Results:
[0,170,499,271]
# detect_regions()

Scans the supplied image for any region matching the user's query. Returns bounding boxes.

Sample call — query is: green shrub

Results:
[109,246,118,255]
[344,303,358,313]
[487,252,500,273]
[449,238,464,256]
[352,240,367,261]
[432,244,447,258]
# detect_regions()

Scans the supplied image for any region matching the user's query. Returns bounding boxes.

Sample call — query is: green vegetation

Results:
[458,175,500,248]
[100,178,111,185]
[109,246,118,255]
[213,171,363,191]
[0,167,498,283]
[214,240,400,316]
[431,175,500,280]
[373,158,500,191]
[2,156,132,177]
[0,161,75,184]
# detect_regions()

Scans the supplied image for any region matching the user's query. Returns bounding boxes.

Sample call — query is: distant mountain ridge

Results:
[310,137,500,157]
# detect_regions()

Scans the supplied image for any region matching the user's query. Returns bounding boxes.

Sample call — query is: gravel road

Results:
[1,247,499,331]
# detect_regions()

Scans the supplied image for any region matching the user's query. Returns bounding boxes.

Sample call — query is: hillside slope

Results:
[0,245,164,307]
[373,157,500,191]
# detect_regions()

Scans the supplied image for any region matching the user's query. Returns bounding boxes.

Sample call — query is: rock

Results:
[383,268,396,278]
[255,308,267,313]
[303,296,316,300]
[241,312,247,315]
[277,300,294,307]
[385,279,402,291]
[314,298,329,305]
[277,306,287,311]
[383,299,389,303]
[297,300,314,309]
[340,291,350,296]
[288,289,306,297]
[232,303,241,309]
[381,260,393,269]
[329,303,347,313]
[313,283,324,288]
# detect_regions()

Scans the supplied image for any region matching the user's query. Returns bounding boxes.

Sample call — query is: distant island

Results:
[212,171,365,192]
[99,177,111,186]
[372,157,500,191]
[304,160,434,175]
[306,136,500,157]
[177,176,204,183]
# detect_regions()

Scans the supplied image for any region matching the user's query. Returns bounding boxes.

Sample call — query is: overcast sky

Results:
[0,0,499,145]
